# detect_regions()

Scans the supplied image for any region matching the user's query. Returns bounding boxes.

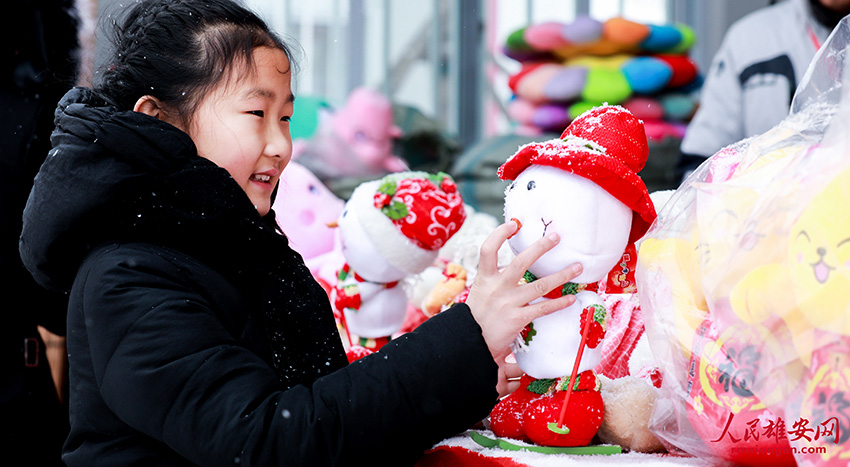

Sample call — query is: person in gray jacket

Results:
[677,0,850,180]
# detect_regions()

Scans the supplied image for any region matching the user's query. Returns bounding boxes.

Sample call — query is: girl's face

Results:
[185,46,294,216]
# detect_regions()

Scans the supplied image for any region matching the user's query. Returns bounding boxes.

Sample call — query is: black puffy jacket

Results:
[20,88,498,466]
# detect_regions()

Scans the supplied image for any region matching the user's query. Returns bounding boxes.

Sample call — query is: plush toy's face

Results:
[331,88,400,169]
[694,185,772,297]
[273,162,344,259]
[335,122,394,168]
[789,167,850,334]
[337,202,407,283]
[503,165,631,282]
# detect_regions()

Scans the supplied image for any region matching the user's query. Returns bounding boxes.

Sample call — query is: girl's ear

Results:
[133,95,165,118]
[134,95,183,130]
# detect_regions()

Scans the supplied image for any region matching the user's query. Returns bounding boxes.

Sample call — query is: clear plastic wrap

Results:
[637,17,850,467]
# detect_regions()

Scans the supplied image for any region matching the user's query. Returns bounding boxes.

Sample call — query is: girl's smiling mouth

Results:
[249,169,279,189]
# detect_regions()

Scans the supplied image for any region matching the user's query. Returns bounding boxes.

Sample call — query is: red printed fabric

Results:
[391,178,465,251]
[594,294,645,379]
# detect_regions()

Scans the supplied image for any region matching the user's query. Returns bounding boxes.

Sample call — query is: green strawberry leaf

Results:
[382,201,408,220]
[559,374,580,391]
[590,304,607,324]
[562,282,580,295]
[526,378,556,395]
[377,180,397,196]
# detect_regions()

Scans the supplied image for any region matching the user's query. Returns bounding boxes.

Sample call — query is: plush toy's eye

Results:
[527,180,536,190]
[509,181,516,191]
[342,209,348,217]
[308,184,319,194]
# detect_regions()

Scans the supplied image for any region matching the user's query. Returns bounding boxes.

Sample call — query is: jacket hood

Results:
[20,87,200,292]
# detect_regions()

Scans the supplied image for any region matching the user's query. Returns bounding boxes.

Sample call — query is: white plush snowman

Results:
[331,171,465,359]
[489,105,657,447]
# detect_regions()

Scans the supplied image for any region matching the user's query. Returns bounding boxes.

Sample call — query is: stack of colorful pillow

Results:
[503,16,701,140]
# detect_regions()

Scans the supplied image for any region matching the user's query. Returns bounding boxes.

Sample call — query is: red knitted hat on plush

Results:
[498,104,656,243]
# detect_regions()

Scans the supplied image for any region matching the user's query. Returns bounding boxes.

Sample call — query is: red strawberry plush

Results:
[333,284,361,312]
[561,369,599,392]
[519,322,536,345]
[579,305,607,349]
[522,389,604,447]
[345,345,374,363]
[389,177,465,250]
[489,374,538,442]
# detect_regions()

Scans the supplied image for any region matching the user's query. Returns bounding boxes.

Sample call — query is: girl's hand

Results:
[465,221,583,363]
[496,357,524,399]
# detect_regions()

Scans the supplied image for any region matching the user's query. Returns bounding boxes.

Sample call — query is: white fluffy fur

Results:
[348,180,436,275]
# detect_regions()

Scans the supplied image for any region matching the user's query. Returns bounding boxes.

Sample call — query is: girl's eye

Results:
[527,180,536,190]
[248,110,264,117]
[281,116,291,122]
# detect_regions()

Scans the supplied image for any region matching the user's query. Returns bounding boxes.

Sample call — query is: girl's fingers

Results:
[500,379,521,398]
[516,262,583,305]
[521,293,577,323]
[500,360,524,380]
[497,360,525,398]
[502,232,561,280]
[477,222,519,275]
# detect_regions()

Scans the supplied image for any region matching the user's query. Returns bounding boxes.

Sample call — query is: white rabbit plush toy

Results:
[488,105,657,448]
[330,171,465,361]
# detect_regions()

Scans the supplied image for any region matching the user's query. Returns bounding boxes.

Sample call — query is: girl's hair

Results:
[95,0,298,127]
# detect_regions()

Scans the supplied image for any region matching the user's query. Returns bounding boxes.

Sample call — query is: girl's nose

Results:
[265,124,292,160]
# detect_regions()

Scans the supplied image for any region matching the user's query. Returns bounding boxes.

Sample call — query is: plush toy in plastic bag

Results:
[638,17,850,467]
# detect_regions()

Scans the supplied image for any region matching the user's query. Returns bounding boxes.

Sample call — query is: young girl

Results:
[19,0,582,464]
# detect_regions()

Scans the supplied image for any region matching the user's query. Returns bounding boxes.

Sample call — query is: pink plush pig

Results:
[296,87,408,180]
[273,161,344,261]
[331,87,406,174]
